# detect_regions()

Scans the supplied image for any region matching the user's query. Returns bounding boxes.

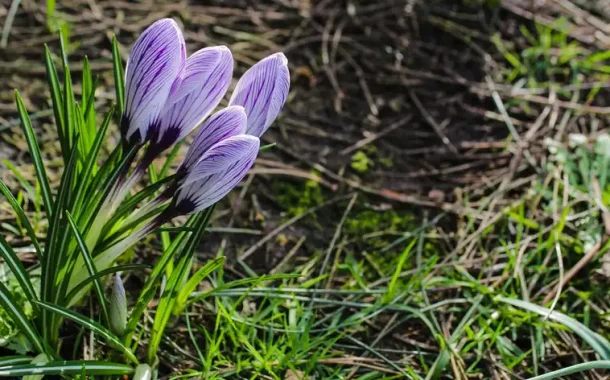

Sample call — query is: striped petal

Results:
[150,46,233,152]
[182,135,259,187]
[179,106,247,176]
[121,19,186,145]
[229,53,290,137]
[173,136,259,215]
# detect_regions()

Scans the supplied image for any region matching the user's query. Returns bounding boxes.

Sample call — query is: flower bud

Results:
[109,272,127,337]
[228,52,290,137]
[133,364,152,380]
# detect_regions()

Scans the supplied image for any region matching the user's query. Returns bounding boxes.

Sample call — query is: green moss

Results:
[339,204,445,284]
[351,151,373,173]
[345,208,416,238]
[274,176,325,218]
[378,155,393,169]
[351,146,393,173]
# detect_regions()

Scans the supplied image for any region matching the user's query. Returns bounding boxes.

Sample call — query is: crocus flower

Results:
[147,46,233,154]
[177,105,247,181]
[120,19,235,155]
[86,135,259,275]
[86,50,290,279]
[171,134,260,216]
[165,53,291,216]
[118,106,248,224]
[229,53,290,137]
[107,20,234,228]
[121,19,186,146]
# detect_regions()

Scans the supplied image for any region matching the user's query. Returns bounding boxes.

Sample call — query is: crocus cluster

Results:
[88,19,289,265]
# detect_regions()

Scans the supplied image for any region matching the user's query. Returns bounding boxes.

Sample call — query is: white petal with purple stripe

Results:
[152,46,234,151]
[229,53,290,137]
[182,135,258,187]
[173,135,259,215]
[122,18,186,145]
[179,106,247,175]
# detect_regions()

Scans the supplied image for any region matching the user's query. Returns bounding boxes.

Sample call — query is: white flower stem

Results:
[85,165,146,250]
[119,193,169,229]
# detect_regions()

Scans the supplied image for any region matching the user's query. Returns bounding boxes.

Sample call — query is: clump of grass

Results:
[493,18,610,94]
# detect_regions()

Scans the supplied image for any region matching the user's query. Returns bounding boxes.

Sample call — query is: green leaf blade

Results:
[43,45,67,163]
[66,212,109,325]
[0,179,42,259]
[34,301,138,365]
[498,296,610,360]
[147,208,215,363]
[0,234,38,306]
[14,91,53,218]
[0,361,134,376]
[112,36,125,117]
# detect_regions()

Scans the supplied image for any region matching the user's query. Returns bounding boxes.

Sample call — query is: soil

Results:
[0,0,513,208]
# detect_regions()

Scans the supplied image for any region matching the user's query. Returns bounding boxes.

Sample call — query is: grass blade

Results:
[81,56,96,151]
[527,360,610,380]
[43,45,67,163]
[0,234,37,305]
[0,281,45,354]
[14,90,53,218]
[74,103,86,164]
[0,356,33,367]
[384,239,415,303]
[66,211,109,325]
[147,209,215,362]
[34,301,138,365]
[112,36,125,116]
[124,213,202,343]
[0,361,134,376]
[497,296,610,360]
[173,257,225,316]
[41,142,78,344]
[58,28,69,69]
[39,140,78,349]
[63,65,76,152]
[77,145,137,243]
[72,105,114,217]
[0,179,42,259]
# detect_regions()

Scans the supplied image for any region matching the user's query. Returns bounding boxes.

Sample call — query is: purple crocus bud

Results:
[178,105,247,180]
[228,53,290,137]
[171,135,260,215]
[149,46,234,153]
[121,19,186,146]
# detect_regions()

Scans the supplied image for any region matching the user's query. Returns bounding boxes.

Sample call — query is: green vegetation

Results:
[274,178,325,218]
